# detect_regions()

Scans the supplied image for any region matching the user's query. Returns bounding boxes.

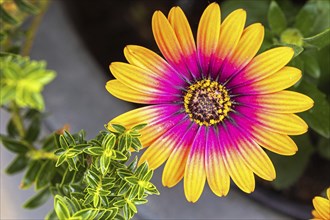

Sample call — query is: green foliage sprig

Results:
[0,54,56,110]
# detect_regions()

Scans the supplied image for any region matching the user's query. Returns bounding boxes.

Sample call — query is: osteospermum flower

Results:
[106,3,314,202]
[312,188,330,220]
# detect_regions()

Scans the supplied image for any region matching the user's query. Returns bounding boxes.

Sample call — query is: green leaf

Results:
[55,154,67,167]
[301,52,321,78]
[268,1,287,35]
[296,80,330,138]
[23,188,51,209]
[6,118,19,137]
[114,151,127,161]
[295,1,318,36]
[21,160,42,189]
[102,133,116,150]
[84,146,104,156]
[5,155,29,174]
[317,137,330,160]
[269,134,314,189]
[71,208,98,219]
[131,138,142,151]
[45,209,57,220]
[0,136,30,153]
[125,176,139,185]
[131,123,147,131]
[100,154,111,175]
[59,135,70,149]
[25,115,41,142]
[14,0,39,14]
[54,195,71,219]
[303,28,330,50]
[35,161,55,190]
[0,6,19,25]
[111,124,126,133]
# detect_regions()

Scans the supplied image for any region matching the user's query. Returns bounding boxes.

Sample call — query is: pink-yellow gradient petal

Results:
[230,47,294,87]
[197,2,221,75]
[220,125,255,193]
[238,106,308,135]
[168,7,199,77]
[205,127,230,197]
[162,123,198,187]
[233,114,298,155]
[232,127,276,180]
[152,10,192,80]
[184,127,207,202]
[110,62,180,97]
[237,91,314,113]
[106,80,173,104]
[123,45,184,85]
[109,105,180,147]
[139,117,190,169]
[233,66,302,95]
[219,23,263,81]
[212,9,247,78]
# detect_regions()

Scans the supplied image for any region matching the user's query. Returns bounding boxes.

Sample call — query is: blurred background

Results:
[1,0,329,219]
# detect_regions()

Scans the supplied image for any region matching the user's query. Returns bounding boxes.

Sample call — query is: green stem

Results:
[10,101,26,138]
[20,0,50,56]
[28,149,58,161]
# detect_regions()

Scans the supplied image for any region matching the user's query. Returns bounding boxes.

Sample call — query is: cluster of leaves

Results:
[0,0,42,52]
[1,117,158,219]
[49,124,159,220]
[222,0,330,190]
[0,54,56,110]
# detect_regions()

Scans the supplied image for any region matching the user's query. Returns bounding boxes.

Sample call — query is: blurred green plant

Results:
[0,0,49,54]
[0,55,56,110]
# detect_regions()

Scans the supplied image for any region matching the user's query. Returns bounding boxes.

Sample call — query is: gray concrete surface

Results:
[1,1,292,219]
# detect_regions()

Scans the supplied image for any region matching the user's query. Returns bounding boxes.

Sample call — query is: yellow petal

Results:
[226,23,263,70]
[313,197,330,219]
[110,62,165,94]
[223,147,255,193]
[327,188,330,199]
[251,91,314,113]
[312,209,322,219]
[184,127,207,202]
[106,80,160,104]
[235,133,275,181]
[205,128,230,197]
[168,7,196,62]
[243,66,302,94]
[197,2,221,73]
[251,126,298,155]
[253,110,308,135]
[213,9,246,74]
[231,47,294,86]
[152,10,193,79]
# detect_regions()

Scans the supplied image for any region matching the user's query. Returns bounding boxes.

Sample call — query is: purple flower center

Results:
[183,79,232,126]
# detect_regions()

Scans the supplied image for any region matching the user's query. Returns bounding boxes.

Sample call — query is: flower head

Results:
[312,188,330,220]
[106,3,313,202]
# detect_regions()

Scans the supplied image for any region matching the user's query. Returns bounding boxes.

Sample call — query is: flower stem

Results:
[21,0,50,56]
[10,101,26,138]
